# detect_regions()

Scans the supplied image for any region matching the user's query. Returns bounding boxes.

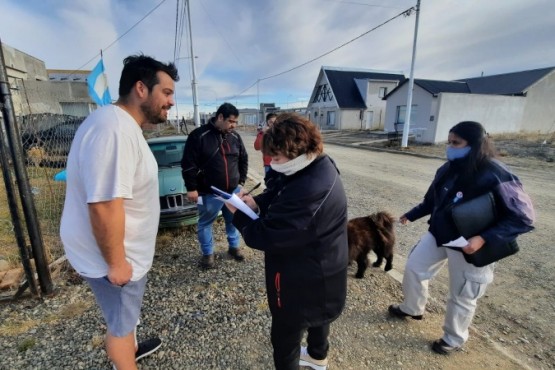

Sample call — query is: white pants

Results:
[399,232,495,347]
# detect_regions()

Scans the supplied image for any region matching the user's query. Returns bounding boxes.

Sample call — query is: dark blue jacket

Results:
[405,158,535,247]
[232,155,348,327]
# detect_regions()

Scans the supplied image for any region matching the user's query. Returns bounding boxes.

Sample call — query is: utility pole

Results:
[186,0,200,127]
[401,0,421,148]
[257,79,260,123]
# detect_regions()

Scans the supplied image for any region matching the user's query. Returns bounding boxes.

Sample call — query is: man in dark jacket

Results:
[181,103,248,269]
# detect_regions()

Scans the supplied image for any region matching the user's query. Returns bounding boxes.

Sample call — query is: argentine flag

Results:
[87,58,112,106]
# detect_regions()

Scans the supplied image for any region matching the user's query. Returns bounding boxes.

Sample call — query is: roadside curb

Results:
[324,139,445,161]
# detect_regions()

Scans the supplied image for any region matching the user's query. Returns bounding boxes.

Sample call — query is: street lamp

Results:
[176,56,198,61]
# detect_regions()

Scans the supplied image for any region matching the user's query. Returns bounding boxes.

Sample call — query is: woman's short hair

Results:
[262,113,323,159]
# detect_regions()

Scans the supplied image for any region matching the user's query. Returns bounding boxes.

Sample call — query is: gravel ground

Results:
[0,221,525,370]
[1,128,550,369]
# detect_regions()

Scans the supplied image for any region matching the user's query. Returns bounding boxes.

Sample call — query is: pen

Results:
[244,182,261,196]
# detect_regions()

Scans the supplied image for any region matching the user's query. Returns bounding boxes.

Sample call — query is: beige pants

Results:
[399,231,495,347]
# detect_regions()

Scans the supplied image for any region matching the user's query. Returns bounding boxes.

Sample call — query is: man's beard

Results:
[141,100,167,124]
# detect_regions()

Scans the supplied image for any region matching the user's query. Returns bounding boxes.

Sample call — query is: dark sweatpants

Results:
[270,317,330,370]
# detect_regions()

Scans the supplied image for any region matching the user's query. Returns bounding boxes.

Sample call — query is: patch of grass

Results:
[91,335,104,348]
[0,301,91,337]
[50,301,91,321]
[0,318,40,336]
[0,162,67,269]
[17,338,36,352]
[492,131,552,142]
[156,233,174,249]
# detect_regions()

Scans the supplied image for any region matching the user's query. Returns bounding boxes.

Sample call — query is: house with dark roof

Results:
[383,67,555,143]
[306,66,405,130]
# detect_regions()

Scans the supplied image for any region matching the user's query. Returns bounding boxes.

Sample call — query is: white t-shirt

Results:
[60,105,160,281]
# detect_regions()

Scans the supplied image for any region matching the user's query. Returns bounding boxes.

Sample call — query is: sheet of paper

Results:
[442,236,468,248]
[210,185,259,220]
[210,186,232,200]
[226,193,259,220]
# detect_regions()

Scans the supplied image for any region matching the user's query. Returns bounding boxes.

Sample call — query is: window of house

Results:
[379,87,388,98]
[395,105,417,124]
[313,84,334,103]
[312,85,323,103]
[326,111,336,126]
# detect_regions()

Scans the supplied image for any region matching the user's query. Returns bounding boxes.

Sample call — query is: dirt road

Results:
[244,129,555,369]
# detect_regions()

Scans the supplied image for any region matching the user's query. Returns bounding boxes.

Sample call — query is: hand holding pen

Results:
[244,182,261,196]
[240,182,261,211]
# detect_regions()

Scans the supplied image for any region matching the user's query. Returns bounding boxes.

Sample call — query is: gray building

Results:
[2,43,96,120]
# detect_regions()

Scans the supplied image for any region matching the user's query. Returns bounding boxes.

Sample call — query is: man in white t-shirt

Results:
[60,55,179,370]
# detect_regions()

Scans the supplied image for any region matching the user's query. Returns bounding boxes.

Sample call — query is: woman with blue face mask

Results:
[389,121,535,356]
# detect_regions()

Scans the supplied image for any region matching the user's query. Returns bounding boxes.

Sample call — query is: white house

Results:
[384,67,555,143]
[307,66,405,130]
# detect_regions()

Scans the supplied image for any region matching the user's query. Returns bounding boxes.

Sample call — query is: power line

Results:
[173,0,179,61]
[229,5,415,100]
[198,0,242,65]
[260,6,414,82]
[65,0,169,79]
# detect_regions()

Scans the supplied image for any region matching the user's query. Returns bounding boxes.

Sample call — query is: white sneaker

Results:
[299,346,328,370]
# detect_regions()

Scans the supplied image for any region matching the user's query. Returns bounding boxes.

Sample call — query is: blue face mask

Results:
[446,146,471,161]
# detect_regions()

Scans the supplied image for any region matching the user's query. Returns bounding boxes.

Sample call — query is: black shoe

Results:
[388,304,423,320]
[228,248,245,262]
[200,254,215,269]
[431,338,461,355]
[136,337,162,361]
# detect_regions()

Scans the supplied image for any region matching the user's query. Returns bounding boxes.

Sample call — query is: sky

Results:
[1,0,554,120]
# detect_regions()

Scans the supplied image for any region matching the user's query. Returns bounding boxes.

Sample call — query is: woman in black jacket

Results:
[389,121,535,355]
[229,113,348,370]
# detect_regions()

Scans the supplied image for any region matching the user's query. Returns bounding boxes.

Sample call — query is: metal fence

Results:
[19,113,84,246]
[1,112,85,298]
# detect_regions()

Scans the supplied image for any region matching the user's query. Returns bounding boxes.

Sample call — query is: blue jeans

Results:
[197,191,240,256]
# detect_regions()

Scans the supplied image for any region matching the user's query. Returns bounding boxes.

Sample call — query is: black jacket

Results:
[405,158,535,247]
[181,119,248,194]
[232,155,348,327]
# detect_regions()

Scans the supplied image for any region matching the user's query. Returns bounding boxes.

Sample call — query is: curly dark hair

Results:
[261,113,323,159]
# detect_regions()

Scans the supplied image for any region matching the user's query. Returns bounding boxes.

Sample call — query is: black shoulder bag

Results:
[451,192,519,267]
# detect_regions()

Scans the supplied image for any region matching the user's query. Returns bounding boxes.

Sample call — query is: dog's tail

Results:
[370,211,396,249]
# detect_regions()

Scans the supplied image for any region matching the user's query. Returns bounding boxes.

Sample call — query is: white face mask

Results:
[270,154,316,176]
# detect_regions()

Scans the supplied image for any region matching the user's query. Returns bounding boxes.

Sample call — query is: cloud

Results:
[1,0,554,114]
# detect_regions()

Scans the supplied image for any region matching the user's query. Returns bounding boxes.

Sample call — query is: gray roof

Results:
[415,79,470,95]
[457,67,555,95]
[384,67,555,99]
[384,79,469,99]
[324,68,405,109]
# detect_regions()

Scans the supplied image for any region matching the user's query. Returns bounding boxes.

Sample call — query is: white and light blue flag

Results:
[87,58,112,106]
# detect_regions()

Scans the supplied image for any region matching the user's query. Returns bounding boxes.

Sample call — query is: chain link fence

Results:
[1,113,84,295]
[20,113,84,253]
